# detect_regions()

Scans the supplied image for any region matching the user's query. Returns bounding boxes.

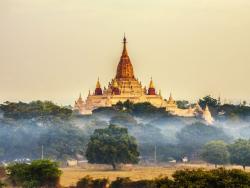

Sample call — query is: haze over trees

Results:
[86,124,140,170]
[201,140,230,167]
[176,122,230,156]
[228,139,250,170]
[0,99,250,166]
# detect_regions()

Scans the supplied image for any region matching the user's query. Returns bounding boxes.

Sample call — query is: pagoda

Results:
[74,36,214,124]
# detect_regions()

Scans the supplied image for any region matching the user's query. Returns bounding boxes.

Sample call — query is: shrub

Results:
[154,176,174,188]
[110,177,173,188]
[76,169,250,188]
[76,176,93,188]
[6,160,61,187]
[173,168,250,188]
[110,177,131,188]
[76,176,108,188]
[0,181,5,188]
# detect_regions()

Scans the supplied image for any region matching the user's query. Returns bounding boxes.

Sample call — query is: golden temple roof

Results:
[115,35,135,80]
[113,79,119,88]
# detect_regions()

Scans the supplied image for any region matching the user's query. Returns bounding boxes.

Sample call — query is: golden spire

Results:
[122,33,128,57]
[116,35,135,80]
[149,77,155,88]
[96,77,101,88]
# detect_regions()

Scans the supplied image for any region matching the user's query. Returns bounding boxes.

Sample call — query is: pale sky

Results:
[0,0,250,105]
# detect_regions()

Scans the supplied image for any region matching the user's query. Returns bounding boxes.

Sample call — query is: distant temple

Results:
[74,36,214,124]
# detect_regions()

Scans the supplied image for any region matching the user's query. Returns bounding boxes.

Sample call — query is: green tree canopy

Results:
[39,125,88,160]
[176,123,230,156]
[199,95,219,108]
[201,140,230,167]
[6,160,61,188]
[228,139,250,170]
[0,101,72,119]
[86,124,140,170]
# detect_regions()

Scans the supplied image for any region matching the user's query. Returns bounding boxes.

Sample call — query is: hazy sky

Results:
[1,0,250,105]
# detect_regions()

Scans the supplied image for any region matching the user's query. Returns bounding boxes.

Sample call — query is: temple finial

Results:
[123,33,126,44]
[96,77,101,88]
[122,34,128,57]
[149,77,154,88]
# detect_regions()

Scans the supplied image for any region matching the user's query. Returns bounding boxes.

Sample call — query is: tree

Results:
[0,101,72,120]
[201,140,230,167]
[39,125,88,160]
[176,122,230,157]
[228,139,250,170]
[86,124,140,170]
[199,95,218,108]
[6,160,61,187]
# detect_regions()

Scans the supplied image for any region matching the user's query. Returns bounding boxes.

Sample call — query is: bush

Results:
[110,177,131,188]
[109,177,173,188]
[89,168,250,188]
[76,176,93,188]
[76,176,108,188]
[0,181,5,188]
[6,160,61,187]
[154,176,174,188]
[173,168,250,188]
[124,180,156,188]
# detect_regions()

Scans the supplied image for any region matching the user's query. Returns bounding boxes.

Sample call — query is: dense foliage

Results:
[6,160,61,188]
[74,168,250,188]
[228,139,250,170]
[198,95,250,119]
[172,168,250,188]
[0,120,89,160]
[176,122,230,157]
[93,101,170,118]
[201,140,230,167]
[0,101,72,119]
[86,124,140,169]
[76,176,108,188]
[0,99,250,164]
